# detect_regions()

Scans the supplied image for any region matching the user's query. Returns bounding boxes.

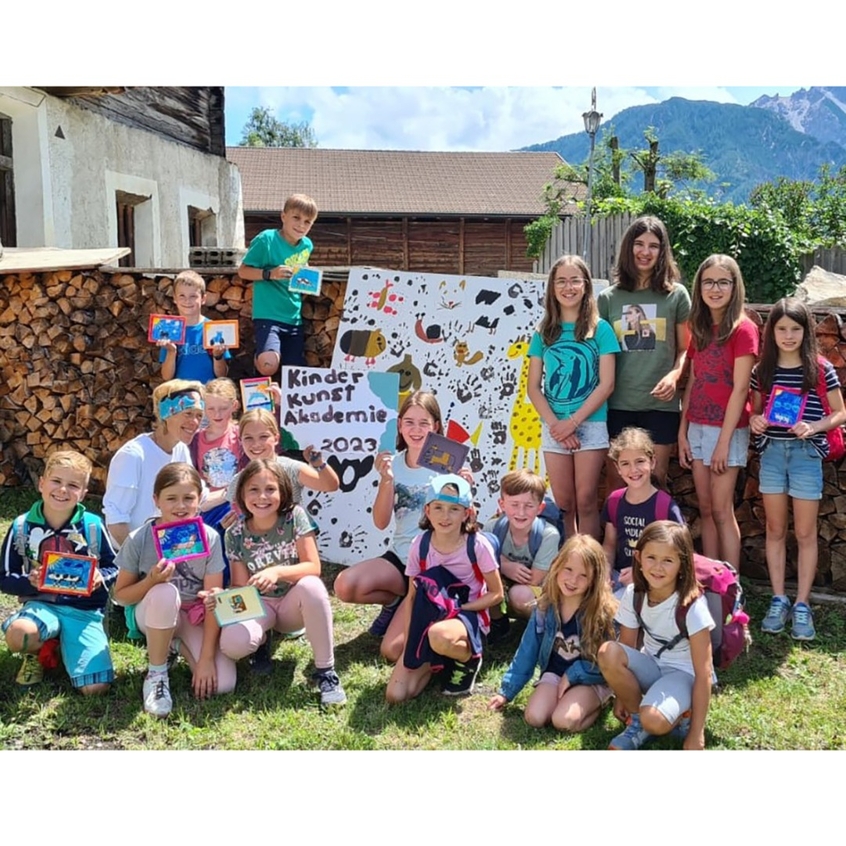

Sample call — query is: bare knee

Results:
[597,641,623,673]
[255,353,279,377]
[639,705,672,735]
[551,711,583,733]
[508,586,536,618]
[79,683,111,696]
[5,625,40,654]
[523,706,548,729]
[380,638,403,664]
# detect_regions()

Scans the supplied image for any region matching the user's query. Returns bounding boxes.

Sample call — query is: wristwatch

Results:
[262,267,272,281]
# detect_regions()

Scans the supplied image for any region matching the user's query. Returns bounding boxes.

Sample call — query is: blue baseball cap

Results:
[425,474,472,507]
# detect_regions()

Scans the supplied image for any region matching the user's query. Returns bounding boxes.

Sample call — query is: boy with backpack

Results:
[1,450,118,692]
[483,470,563,642]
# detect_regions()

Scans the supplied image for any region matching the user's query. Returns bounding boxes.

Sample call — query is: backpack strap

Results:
[82,513,100,560]
[418,530,432,572]
[632,588,687,658]
[607,488,625,525]
[656,489,672,521]
[816,357,832,413]
[528,517,545,560]
[492,516,509,552]
[12,514,28,560]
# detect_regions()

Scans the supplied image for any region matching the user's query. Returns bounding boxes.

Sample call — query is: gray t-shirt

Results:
[482,517,559,573]
[115,518,225,603]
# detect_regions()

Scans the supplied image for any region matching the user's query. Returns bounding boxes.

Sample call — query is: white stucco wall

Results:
[0,87,244,265]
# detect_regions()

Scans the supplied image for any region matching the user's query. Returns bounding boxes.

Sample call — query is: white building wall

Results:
[0,87,243,265]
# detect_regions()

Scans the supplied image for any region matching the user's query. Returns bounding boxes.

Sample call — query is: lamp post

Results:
[582,88,602,265]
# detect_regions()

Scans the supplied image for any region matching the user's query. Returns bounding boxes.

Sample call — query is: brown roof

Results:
[226,147,582,217]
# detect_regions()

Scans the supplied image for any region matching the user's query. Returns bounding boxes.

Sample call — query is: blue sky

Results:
[223,85,806,151]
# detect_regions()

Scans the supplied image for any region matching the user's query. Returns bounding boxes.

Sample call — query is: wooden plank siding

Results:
[244,214,534,277]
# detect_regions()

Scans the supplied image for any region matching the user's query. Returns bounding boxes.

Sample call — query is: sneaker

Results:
[487,616,510,646]
[142,672,172,718]
[791,602,816,641]
[280,627,306,640]
[669,710,691,740]
[249,632,274,675]
[761,595,792,634]
[368,599,400,637]
[311,668,347,707]
[609,713,652,750]
[442,655,482,696]
[15,654,43,686]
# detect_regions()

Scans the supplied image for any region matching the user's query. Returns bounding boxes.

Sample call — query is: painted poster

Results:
[307,267,546,565]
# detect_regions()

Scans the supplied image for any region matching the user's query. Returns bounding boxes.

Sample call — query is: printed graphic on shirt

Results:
[544,340,599,412]
[552,630,582,663]
[202,446,239,488]
[618,303,661,351]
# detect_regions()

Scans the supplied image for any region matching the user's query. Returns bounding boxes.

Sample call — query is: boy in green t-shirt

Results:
[237,193,317,378]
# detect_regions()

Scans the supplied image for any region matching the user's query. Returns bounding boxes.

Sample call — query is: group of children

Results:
[1,205,842,751]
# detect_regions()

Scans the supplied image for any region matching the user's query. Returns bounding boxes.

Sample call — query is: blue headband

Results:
[159,392,204,421]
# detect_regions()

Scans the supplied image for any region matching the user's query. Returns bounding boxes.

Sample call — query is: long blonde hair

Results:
[538,534,617,663]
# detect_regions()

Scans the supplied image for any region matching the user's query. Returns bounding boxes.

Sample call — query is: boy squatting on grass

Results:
[158,270,230,384]
[0,450,118,693]
[237,194,318,377]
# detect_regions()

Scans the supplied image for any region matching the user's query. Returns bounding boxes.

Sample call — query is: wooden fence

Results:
[800,248,846,276]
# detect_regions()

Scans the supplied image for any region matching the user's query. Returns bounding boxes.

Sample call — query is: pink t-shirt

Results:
[194,424,242,490]
[686,317,759,427]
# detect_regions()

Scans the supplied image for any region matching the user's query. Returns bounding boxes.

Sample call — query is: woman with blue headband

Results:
[103,379,205,547]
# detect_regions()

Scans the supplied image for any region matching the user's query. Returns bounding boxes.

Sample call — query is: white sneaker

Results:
[143,672,172,718]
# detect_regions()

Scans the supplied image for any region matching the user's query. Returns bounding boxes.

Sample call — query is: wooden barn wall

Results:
[245,214,534,276]
[49,87,226,156]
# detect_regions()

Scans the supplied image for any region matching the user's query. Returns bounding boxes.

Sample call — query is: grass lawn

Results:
[1,486,845,750]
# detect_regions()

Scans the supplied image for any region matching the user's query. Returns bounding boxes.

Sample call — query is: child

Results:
[333,390,456,658]
[220,458,346,706]
[488,535,616,732]
[103,379,205,546]
[750,297,846,640]
[597,521,715,750]
[527,254,619,540]
[597,215,691,489]
[483,469,561,641]
[1,450,117,693]
[678,255,758,569]
[224,409,339,512]
[602,427,685,593]
[158,270,229,384]
[385,474,503,702]
[113,463,228,718]
[237,193,318,377]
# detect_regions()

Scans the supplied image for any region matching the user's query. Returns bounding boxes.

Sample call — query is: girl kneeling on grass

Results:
[220,458,346,707]
[114,463,228,719]
[386,473,503,702]
[597,521,714,750]
[488,534,617,733]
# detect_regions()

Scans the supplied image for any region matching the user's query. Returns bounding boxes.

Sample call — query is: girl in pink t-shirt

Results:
[678,255,759,569]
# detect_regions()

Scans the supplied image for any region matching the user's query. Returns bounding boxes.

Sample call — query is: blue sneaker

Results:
[791,602,816,641]
[609,713,652,750]
[368,599,400,637]
[761,595,792,634]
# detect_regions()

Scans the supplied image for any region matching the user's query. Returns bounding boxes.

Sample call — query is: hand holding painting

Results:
[375,450,394,482]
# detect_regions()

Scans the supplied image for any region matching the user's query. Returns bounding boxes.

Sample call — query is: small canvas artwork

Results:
[765,386,808,428]
[417,431,471,474]
[213,585,266,627]
[240,377,274,412]
[153,517,209,563]
[148,314,187,344]
[38,551,97,596]
[289,267,322,297]
[202,320,240,350]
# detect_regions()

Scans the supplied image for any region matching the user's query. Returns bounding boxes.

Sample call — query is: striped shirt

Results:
[751,359,840,458]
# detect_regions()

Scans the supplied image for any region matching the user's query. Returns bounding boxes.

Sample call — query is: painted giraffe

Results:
[507,337,542,474]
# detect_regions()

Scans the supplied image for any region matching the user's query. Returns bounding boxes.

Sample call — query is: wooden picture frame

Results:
[148,314,187,344]
[202,319,240,350]
[240,377,274,413]
[38,551,97,596]
[213,585,266,627]
[152,517,209,563]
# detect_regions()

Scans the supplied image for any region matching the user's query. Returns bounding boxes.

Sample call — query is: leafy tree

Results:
[239,106,318,148]
[630,128,715,200]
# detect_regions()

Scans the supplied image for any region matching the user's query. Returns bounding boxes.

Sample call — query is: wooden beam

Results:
[505,218,511,269]
[459,218,465,274]
[402,217,409,270]
[346,217,352,265]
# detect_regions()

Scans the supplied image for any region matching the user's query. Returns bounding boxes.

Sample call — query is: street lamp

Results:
[582,88,602,265]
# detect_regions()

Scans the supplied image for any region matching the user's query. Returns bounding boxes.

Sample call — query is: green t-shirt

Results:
[242,228,313,325]
[596,283,691,413]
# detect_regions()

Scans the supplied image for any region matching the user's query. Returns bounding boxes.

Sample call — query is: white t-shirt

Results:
[616,584,715,677]
[387,453,441,566]
[103,433,193,532]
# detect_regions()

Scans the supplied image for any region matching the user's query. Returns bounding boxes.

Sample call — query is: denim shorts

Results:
[2,602,114,688]
[619,644,693,725]
[253,319,305,367]
[758,437,823,500]
[542,420,609,455]
[687,422,750,468]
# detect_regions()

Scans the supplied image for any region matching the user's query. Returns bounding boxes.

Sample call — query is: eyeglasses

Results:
[701,278,734,291]
[553,278,586,289]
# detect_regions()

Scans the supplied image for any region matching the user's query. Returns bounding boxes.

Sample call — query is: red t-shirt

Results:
[686,317,759,427]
